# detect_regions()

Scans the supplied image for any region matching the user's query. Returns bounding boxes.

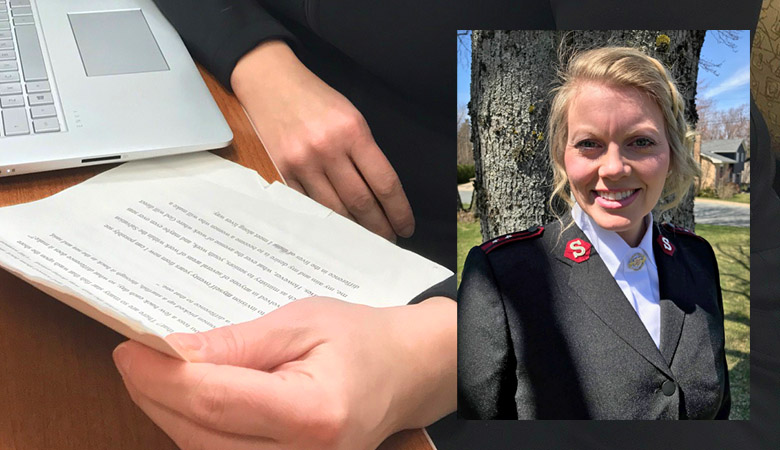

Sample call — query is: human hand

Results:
[230,41,414,242]
[112,296,456,450]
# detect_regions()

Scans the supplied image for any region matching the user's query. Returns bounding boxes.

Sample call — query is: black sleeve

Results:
[152,0,298,90]
[408,274,456,303]
[457,247,517,419]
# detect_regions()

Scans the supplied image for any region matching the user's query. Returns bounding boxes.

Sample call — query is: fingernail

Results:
[168,333,203,353]
[113,344,131,376]
[399,223,415,238]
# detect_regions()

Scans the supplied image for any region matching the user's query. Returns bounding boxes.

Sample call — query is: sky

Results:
[457,30,750,116]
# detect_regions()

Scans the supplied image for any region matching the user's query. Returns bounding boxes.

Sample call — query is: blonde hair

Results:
[547,46,700,217]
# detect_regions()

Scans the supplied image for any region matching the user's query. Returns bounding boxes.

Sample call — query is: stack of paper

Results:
[0,153,452,359]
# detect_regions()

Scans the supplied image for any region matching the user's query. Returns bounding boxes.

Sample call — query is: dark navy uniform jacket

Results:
[458,220,730,419]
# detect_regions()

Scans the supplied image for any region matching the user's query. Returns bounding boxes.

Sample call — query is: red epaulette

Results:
[480,226,544,254]
[661,223,706,242]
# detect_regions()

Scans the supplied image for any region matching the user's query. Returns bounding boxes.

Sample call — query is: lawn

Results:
[457,217,750,419]
[697,224,750,420]
[730,193,751,204]
[456,211,480,284]
[696,193,750,204]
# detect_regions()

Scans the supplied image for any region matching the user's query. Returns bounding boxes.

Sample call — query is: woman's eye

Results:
[633,137,655,147]
[575,140,599,149]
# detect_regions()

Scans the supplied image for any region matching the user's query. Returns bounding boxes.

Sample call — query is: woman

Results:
[458,47,730,420]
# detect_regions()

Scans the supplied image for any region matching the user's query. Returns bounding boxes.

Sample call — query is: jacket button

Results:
[661,380,676,396]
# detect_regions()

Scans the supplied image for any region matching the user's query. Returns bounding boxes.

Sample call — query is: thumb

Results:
[165,302,321,369]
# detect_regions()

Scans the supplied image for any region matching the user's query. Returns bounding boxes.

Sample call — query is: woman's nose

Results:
[598,144,631,179]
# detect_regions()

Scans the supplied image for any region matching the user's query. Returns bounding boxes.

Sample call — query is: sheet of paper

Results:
[0,153,452,359]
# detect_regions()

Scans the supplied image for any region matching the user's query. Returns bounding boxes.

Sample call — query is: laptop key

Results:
[0,31,11,40]
[0,40,13,50]
[30,104,55,118]
[13,16,34,26]
[0,71,19,82]
[9,0,30,7]
[0,82,21,95]
[0,49,15,60]
[0,22,8,31]
[26,80,49,93]
[15,25,47,81]
[32,118,59,133]
[0,94,22,107]
[2,107,29,135]
[27,91,52,105]
[0,13,8,22]
[0,61,17,71]
[11,7,32,16]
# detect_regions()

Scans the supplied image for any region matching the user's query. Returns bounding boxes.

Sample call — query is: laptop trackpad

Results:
[69,10,169,77]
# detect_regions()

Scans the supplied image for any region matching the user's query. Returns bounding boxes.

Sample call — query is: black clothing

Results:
[458,220,729,419]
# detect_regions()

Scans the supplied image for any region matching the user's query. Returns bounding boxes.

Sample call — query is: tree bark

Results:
[471,30,705,240]
[471,30,561,240]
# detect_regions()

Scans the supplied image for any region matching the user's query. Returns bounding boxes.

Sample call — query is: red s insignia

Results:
[565,238,591,263]
[656,235,675,256]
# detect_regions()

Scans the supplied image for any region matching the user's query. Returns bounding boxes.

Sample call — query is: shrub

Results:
[698,187,717,198]
[457,164,475,184]
[716,182,739,199]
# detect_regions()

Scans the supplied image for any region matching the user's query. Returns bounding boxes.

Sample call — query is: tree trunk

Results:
[471,30,705,240]
[471,31,561,240]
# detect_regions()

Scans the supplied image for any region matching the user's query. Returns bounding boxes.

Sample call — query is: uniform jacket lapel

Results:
[653,225,691,366]
[552,223,673,378]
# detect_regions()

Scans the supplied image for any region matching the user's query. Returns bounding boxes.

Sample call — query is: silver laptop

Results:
[0,0,232,177]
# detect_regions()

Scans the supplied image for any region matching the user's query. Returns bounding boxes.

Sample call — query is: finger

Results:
[326,157,397,242]
[284,177,307,196]
[350,142,414,238]
[114,340,320,438]
[125,388,277,450]
[165,298,336,369]
[296,171,357,221]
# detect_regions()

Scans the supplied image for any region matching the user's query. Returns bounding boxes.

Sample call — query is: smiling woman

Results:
[458,47,730,420]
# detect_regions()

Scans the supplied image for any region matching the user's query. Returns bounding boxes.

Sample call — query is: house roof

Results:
[700,138,744,164]
[700,152,736,164]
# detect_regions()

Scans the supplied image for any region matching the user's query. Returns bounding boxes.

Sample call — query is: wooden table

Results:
[0,68,433,450]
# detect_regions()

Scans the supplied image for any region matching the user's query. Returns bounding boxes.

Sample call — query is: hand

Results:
[112,297,456,450]
[230,41,414,242]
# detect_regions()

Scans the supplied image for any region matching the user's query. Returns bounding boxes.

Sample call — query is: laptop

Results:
[0,0,232,177]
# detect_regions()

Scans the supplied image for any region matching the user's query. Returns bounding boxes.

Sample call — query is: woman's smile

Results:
[592,188,641,208]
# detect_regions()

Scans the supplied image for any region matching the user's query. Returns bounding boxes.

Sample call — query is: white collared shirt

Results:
[571,203,661,349]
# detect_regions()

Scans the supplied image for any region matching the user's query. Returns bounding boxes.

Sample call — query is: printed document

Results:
[0,153,452,359]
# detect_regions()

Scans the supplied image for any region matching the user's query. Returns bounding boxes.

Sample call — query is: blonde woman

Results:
[458,47,729,420]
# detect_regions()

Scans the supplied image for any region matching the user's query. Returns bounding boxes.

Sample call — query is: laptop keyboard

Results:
[0,0,61,138]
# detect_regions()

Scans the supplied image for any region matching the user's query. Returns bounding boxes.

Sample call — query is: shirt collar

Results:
[571,203,657,277]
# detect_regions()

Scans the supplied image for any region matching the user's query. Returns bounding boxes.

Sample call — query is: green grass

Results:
[456,213,481,284]
[696,224,750,420]
[695,193,750,204]
[457,218,750,419]
[730,193,751,204]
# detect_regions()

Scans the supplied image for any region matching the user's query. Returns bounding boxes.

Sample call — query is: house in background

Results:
[694,137,749,188]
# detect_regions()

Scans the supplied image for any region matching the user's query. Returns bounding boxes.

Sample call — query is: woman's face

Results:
[564,82,671,246]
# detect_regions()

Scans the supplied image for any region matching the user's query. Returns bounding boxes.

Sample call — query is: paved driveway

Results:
[458,183,473,205]
[693,198,749,227]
